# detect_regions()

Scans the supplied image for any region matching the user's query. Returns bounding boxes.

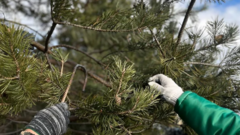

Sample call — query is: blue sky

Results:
[175,0,240,28]
[213,0,240,8]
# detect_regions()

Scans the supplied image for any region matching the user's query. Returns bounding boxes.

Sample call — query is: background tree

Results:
[1,0,238,135]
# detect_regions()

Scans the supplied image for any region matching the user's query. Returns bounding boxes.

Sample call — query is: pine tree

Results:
[0,0,238,134]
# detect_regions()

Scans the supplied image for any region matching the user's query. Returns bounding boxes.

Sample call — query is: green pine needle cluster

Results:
[0,24,70,114]
[77,57,165,134]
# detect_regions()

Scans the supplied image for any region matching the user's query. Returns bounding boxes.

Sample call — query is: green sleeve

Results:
[175,91,240,135]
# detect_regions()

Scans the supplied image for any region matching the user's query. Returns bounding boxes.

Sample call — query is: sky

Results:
[175,0,240,29]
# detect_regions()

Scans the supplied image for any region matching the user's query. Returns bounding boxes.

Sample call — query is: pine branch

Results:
[50,44,105,67]
[54,20,146,32]
[44,22,57,53]
[176,0,196,47]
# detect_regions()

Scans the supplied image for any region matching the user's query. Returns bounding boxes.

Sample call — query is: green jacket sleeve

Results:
[175,91,240,135]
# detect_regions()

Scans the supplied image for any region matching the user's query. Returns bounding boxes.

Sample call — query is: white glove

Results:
[148,74,183,105]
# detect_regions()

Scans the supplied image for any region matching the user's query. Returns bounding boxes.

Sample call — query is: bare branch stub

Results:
[31,41,52,54]
[61,64,88,103]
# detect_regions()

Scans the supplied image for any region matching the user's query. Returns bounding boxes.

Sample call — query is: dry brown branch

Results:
[61,64,88,102]
[66,61,111,88]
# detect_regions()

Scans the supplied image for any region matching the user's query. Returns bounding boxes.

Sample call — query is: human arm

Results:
[149,74,240,135]
[21,103,70,135]
[175,91,240,135]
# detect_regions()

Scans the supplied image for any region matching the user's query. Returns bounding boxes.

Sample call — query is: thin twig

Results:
[46,53,64,91]
[68,128,92,134]
[8,118,28,124]
[164,57,176,63]
[184,62,221,67]
[120,125,132,135]
[45,53,54,70]
[206,90,221,97]
[61,64,88,102]
[176,0,196,47]
[0,76,19,80]
[60,60,64,77]
[0,121,12,129]
[44,22,57,53]
[50,44,105,67]
[119,96,140,114]
[54,20,146,32]
[0,18,44,37]
[149,29,165,58]
[88,45,115,55]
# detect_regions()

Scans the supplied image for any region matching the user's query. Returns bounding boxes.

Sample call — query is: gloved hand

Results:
[148,74,183,105]
[25,103,70,135]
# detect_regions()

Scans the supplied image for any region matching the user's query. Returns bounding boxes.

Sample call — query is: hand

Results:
[25,103,70,135]
[148,74,183,105]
